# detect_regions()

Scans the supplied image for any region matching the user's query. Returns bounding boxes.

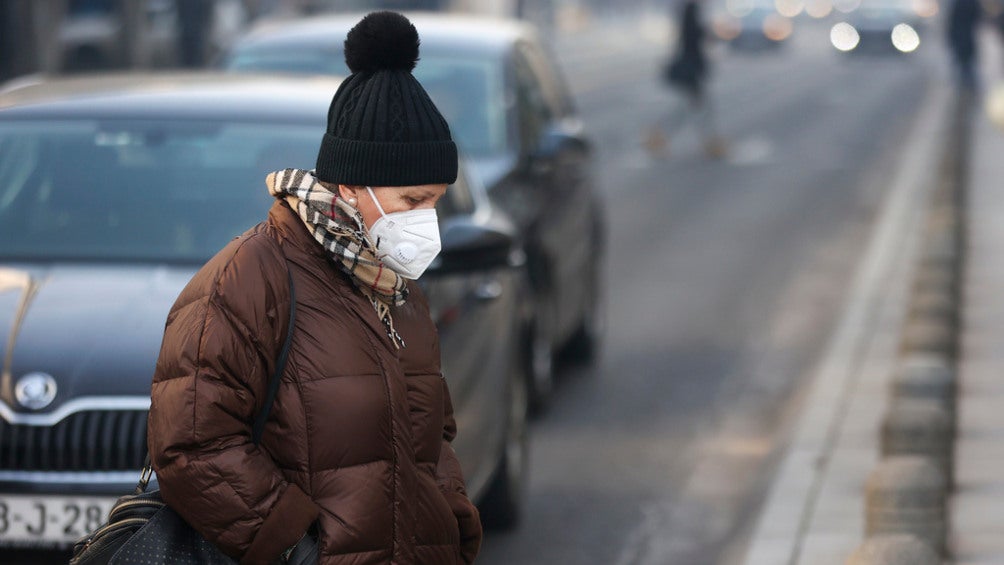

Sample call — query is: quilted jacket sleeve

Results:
[148,234,320,564]
[435,379,483,564]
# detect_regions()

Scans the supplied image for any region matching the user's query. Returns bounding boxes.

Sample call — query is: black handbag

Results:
[70,266,298,565]
[662,53,704,91]
[662,56,689,86]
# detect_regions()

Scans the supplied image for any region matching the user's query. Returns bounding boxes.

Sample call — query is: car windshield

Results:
[0,119,321,263]
[227,49,507,156]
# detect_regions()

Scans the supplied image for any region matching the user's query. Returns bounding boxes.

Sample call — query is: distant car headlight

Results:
[831,22,860,51]
[775,0,804,18]
[806,0,834,18]
[911,0,938,18]
[713,15,742,40]
[891,23,920,52]
[763,14,794,41]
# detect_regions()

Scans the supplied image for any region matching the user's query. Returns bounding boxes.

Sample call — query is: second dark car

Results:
[223,12,607,412]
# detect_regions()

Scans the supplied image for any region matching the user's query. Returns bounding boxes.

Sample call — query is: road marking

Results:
[727,136,776,166]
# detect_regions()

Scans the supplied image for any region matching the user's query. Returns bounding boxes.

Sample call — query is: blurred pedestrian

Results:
[646,0,726,159]
[946,0,982,91]
[176,0,214,67]
[148,11,482,565]
[995,8,1004,74]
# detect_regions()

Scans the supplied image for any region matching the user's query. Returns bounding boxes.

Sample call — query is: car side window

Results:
[511,49,551,153]
[436,166,476,221]
[517,41,575,119]
[0,137,40,213]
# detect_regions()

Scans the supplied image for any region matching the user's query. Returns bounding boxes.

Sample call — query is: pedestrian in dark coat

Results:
[647,0,726,158]
[672,0,708,97]
[947,0,982,90]
[148,11,482,565]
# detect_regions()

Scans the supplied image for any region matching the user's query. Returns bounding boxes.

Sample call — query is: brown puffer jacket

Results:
[148,200,482,564]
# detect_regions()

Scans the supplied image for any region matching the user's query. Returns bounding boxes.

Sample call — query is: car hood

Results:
[0,264,196,420]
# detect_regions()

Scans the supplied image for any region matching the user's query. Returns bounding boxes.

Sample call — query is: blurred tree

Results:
[118,0,150,68]
[0,0,66,81]
[947,0,982,90]
[0,1,32,81]
[177,0,214,67]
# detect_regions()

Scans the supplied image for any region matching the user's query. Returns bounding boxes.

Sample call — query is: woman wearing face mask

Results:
[147,11,482,565]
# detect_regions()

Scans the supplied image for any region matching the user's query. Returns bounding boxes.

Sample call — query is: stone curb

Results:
[847,92,974,563]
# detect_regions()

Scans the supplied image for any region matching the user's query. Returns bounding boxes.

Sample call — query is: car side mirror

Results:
[425,217,519,276]
[528,120,591,173]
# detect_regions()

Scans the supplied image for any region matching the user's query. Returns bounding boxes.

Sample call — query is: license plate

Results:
[0,495,116,548]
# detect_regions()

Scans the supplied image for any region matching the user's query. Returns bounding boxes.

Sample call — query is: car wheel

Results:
[562,255,606,366]
[524,312,555,416]
[479,356,529,530]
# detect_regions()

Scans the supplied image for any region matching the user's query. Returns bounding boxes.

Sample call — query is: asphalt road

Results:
[474,14,935,565]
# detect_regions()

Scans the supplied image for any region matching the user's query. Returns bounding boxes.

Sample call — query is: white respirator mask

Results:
[366,186,442,280]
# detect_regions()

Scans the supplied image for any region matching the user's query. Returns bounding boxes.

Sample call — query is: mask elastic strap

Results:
[366,186,389,218]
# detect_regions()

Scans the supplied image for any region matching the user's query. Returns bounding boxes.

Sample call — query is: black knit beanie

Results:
[315,11,458,187]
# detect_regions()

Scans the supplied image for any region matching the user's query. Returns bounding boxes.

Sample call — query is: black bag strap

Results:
[252,264,296,444]
[137,264,297,493]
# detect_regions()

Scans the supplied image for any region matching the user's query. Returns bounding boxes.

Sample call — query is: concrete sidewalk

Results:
[949,84,1004,565]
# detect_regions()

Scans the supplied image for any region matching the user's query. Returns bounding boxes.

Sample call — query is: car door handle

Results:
[473,279,504,301]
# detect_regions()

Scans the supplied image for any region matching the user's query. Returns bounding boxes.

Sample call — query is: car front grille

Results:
[0,410,148,472]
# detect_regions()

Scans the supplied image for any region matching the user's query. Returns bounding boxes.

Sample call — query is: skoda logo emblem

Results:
[15,372,57,410]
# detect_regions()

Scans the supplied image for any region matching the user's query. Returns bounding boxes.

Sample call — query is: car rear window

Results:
[227,50,507,157]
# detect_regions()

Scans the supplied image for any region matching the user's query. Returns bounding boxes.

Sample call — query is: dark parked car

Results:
[0,72,529,553]
[222,12,607,412]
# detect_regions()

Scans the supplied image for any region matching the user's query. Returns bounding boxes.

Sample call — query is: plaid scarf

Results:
[266,168,407,348]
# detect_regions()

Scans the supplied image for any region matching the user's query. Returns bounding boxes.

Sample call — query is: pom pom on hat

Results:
[317,10,456,186]
[344,11,420,74]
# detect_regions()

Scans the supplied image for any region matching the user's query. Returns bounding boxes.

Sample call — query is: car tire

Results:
[524,313,555,416]
[479,356,530,530]
[562,255,606,366]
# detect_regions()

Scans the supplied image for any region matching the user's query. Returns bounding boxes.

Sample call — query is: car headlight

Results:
[911,0,938,18]
[775,0,805,17]
[713,15,742,40]
[831,22,860,51]
[891,23,920,52]
[806,0,834,18]
[763,14,794,41]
